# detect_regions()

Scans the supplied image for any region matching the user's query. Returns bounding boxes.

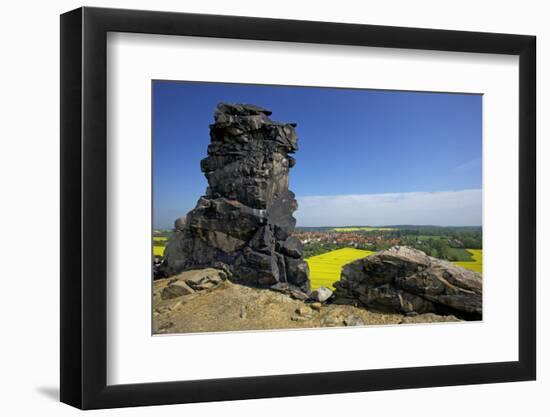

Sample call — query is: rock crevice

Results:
[158,103,311,295]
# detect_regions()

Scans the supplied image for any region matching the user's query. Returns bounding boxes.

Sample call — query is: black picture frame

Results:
[60,6,536,410]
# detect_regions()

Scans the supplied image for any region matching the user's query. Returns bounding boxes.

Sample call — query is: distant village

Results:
[292,226,482,261]
[294,230,400,249]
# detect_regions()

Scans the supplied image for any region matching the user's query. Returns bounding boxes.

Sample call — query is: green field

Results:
[306,248,374,290]
[453,249,482,273]
[332,227,396,232]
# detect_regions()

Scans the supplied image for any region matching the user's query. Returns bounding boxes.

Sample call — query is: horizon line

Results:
[153,224,482,231]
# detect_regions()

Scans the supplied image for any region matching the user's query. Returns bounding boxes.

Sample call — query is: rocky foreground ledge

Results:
[153,266,460,334]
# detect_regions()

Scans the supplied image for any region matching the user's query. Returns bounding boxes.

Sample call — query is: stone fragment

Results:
[310,302,322,311]
[289,288,310,301]
[296,306,313,317]
[311,286,333,303]
[321,314,342,327]
[344,315,365,326]
[176,268,226,290]
[270,282,310,300]
[170,300,183,311]
[161,281,194,300]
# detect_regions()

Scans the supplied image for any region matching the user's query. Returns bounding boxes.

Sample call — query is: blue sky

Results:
[153,81,482,228]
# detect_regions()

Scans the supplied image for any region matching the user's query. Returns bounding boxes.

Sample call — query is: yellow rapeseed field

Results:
[151,241,482,283]
[453,249,482,273]
[153,246,165,256]
[153,237,168,257]
[306,248,374,290]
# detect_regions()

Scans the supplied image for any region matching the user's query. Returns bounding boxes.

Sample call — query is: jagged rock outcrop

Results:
[334,246,482,319]
[158,103,310,295]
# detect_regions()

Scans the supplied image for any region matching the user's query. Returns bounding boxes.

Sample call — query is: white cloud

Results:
[295,189,482,227]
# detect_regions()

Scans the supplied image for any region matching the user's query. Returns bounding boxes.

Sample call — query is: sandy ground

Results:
[153,278,460,334]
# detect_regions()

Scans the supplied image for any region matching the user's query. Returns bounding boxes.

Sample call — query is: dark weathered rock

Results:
[334,246,482,319]
[174,216,187,231]
[159,103,310,294]
[270,282,310,301]
[279,236,304,258]
[285,257,310,290]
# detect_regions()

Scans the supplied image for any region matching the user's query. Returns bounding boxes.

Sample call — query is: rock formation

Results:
[334,246,482,319]
[158,103,311,295]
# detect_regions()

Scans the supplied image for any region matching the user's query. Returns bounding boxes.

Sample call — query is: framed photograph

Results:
[60,6,536,409]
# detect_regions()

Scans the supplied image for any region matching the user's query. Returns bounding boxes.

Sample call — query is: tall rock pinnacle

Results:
[159,103,311,295]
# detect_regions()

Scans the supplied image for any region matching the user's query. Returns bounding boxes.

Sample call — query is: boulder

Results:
[334,246,482,318]
[311,286,333,303]
[158,103,311,294]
